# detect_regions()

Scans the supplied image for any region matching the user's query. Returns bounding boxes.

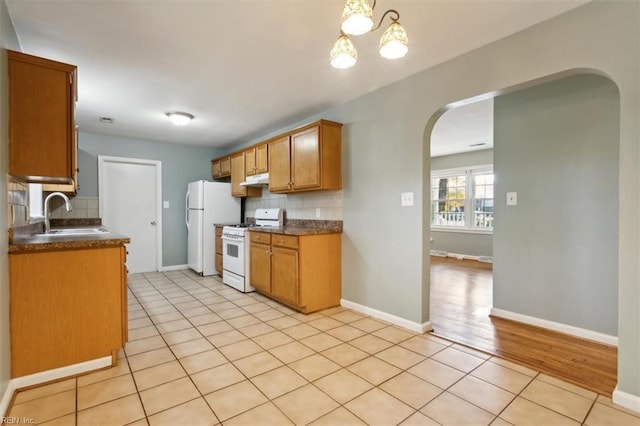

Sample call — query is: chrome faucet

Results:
[44,192,72,233]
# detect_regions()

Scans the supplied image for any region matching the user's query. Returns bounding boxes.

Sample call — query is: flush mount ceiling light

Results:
[330,0,409,69]
[166,111,194,126]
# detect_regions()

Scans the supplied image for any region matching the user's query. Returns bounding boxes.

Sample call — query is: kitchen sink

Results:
[40,227,110,237]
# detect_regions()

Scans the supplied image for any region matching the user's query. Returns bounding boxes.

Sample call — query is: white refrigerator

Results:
[186,180,240,275]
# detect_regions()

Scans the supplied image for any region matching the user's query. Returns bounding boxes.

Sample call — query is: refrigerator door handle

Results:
[185,190,190,229]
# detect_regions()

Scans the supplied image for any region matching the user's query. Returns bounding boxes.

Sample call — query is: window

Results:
[431,166,493,232]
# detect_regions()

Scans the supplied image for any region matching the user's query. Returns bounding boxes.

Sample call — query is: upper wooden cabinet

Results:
[245,143,268,176]
[42,127,79,194]
[211,118,342,195]
[268,120,342,193]
[8,50,77,183]
[211,156,231,179]
[230,152,261,198]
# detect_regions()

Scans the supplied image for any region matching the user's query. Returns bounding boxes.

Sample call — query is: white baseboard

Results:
[490,308,618,346]
[0,380,17,418]
[431,252,494,263]
[1,356,111,417]
[158,264,188,272]
[341,299,433,334]
[612,386,640,414]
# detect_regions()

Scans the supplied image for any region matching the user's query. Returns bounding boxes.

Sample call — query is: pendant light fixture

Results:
[330,34,358,69]
[330,0,409,69]
[340,0,374,36]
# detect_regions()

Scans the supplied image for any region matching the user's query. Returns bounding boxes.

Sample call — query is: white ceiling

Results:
[6,1,587,149]
[431,98,493,158]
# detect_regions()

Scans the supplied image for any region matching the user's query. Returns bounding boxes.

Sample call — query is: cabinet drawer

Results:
[250,232,271,244]
[272,234,298,249]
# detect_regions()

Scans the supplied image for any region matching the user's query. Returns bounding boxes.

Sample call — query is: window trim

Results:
[430,164,494,234]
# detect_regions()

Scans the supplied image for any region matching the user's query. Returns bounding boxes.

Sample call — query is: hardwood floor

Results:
[429,256,618,396]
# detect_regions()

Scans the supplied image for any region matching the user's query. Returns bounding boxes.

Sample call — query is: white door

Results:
[99,156,162,273]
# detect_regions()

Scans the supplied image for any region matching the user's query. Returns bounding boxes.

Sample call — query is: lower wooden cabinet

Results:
[215,226,223,275]
[249,231,341,313]
[9,244,128,377]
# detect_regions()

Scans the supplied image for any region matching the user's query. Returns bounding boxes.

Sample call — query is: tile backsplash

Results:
[47,196,99,219]
[245,190,343,221]
[7,177,29,228]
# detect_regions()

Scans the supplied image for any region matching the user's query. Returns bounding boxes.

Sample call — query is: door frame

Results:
[98,155,163,272]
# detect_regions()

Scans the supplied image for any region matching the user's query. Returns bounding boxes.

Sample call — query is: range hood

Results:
[240,172,269,186]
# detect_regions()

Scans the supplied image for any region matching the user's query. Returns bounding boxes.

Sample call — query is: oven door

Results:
[222,236,245,277]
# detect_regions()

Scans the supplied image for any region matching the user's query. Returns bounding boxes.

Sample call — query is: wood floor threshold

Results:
[430,316,617,396]
[429,256,617,397]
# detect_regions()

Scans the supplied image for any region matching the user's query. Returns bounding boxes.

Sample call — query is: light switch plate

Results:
[506,192,517,206]
[401,192,414,207]
[163,201,170,209]
[315,208,321,218]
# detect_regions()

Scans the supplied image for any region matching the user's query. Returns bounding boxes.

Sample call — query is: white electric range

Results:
[221,208,284,292]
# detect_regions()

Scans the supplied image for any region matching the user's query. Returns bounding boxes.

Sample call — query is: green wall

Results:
[77,132,222,267]
[493,74,619,335]
[226,2,639,404]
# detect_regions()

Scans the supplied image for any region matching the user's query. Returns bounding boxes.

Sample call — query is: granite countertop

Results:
[9,219,130,253]
[248,226,341,236]
[247,219,343,236]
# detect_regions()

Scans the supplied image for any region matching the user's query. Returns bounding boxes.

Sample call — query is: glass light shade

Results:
[340,0,374,36]
[379,21,409,59]
[166,112,193,126]
[330,35,357,69]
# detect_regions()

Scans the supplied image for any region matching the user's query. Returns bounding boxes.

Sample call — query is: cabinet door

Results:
[255,144,268,174]
[121,246,128,345]
[271,246,299,307]
[245,147,256,176]
[268,135,292,192]
[220,157,231,176]
[230,152,247,197]
[250,242,271,293]
[42,126,79,193]
[291,126,321,190]
[9,51,76,181]
[212,160,221,178]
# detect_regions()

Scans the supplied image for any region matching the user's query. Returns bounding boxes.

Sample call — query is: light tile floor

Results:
[7,270,640,425]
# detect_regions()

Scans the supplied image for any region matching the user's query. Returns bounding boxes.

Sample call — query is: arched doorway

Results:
[426,72,620,395]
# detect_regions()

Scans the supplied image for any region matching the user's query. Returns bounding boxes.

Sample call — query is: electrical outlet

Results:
[163,201,170,209]
[315,208,321,218]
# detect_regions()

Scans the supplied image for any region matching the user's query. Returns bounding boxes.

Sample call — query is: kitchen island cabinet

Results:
[249,230,341,313]
[8,50,77,184]
[9,240,128,378]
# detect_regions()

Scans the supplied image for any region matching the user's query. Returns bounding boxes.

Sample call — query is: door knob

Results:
[151,221,157,225]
